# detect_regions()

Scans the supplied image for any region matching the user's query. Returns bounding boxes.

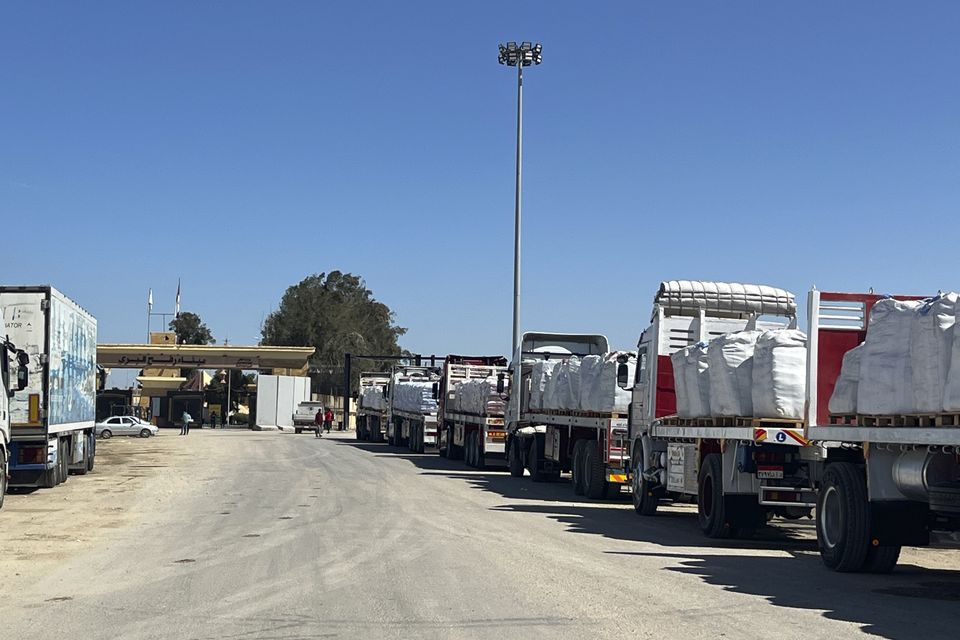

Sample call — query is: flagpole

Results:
[147,288,153,342]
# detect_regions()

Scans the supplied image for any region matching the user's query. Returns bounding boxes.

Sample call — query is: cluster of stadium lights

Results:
[497,41,543,67]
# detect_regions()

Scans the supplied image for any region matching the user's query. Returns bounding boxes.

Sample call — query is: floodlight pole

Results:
[512,60,523,372]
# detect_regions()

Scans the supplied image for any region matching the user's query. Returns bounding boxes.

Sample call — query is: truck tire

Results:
[295,427,302,434]
[632,459,659,516]
[0,454,7,510]
[583,441,608,499]
[73,436,90,476]
[58,438,69,485]
[817,462,870,572]
[475,434,485,471]
[528,435,547,482]
[507,437,524,477]
[698,453,731,538]
[464,432,473,467]
[87,434,96,472]
[445,426,459,460]
[863,544,901,574]
[572,440,586,496]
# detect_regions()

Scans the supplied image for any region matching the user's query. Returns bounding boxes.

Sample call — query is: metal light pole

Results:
[499,41,542,425]
[499,41,542,364]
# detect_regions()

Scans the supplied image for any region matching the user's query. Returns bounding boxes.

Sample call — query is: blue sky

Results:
[3,1,959,371]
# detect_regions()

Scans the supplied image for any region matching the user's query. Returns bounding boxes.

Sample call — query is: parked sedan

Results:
[95,416,158,439]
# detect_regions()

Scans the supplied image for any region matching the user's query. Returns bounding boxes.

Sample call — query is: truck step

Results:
[758,485,817,508]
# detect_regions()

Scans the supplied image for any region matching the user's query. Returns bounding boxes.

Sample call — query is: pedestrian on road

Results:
[324,408,334,434]
[314,409,323,438]
[181,410,192,436]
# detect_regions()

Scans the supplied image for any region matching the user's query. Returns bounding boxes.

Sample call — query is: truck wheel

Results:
[74,436,90,476]
[632,459,659,516]
[87,434,96,472]
[528,436,546,482]
[507,437,524,477]
[572,440,586,495]
[475,435,486,471]
[0,455,7,510]
[698,453,731,538]
[295,427,302,434]
[583,441,608,499]
[817,462,870,572]
[469,433,479,467]
[58,439,69,485]
[863,545,901,574]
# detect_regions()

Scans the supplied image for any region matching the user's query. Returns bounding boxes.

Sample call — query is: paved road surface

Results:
[1,430,959,640]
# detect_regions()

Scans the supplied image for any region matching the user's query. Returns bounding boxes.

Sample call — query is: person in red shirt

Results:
[323,408,334,434]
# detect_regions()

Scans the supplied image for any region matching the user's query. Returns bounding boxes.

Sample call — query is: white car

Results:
[95,416,158,439]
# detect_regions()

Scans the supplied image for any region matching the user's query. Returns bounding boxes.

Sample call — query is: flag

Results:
[147,288,153,311]
[175,279,181,317]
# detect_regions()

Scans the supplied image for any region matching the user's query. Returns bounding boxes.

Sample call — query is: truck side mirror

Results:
[616,363,630,389]
[431,382,439,399]
[496,373,505,394]
[16,350,29,391]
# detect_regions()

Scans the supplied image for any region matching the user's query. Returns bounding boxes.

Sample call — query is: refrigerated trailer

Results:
[505,333,631,498]
[436,355,508,469]
[0,286,98,489]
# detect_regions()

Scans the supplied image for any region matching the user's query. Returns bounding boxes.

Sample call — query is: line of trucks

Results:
[356,279,960,573]
[0,285,99,510]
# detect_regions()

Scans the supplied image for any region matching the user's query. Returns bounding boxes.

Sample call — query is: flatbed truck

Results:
[505,333,631,498]
[356,372,390,442]
[387,365,441,452]
[436,355,508,469]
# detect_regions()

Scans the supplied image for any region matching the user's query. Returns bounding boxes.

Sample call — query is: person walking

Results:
[180,409,192,436]
[314,408,323,438]
[323,408,334,434]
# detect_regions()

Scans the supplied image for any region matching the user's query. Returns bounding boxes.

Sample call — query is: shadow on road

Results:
[335,439,960,639]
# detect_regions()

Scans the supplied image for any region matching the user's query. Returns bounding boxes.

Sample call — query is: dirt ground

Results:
[0,428,230,585]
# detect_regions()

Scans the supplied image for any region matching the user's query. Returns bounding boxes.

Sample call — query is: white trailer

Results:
[1,286,98,489]
[505,333,631,498]
[436,355,509,469]
[626,281,808,535]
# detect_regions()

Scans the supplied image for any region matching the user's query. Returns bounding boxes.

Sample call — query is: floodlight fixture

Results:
[498,41,543,67]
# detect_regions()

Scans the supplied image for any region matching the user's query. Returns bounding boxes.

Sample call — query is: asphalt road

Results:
[2,429,959,640]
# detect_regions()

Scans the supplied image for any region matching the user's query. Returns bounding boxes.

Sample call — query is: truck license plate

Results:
[757,466,784,479]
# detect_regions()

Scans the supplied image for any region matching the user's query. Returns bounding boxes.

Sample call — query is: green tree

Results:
[169,312,215,345]
[260,272,406,394]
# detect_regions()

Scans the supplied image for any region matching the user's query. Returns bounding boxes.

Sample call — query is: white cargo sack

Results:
[828,343,864,415]
[709,330,761,416]
[530,360,558,410]
[752,329,807,420]
[911,294,957,413]
[672,343,710,418]
[579,352,635,413]
[857,299,922,415]
[552,357,582,411]
[943,299,960,411]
